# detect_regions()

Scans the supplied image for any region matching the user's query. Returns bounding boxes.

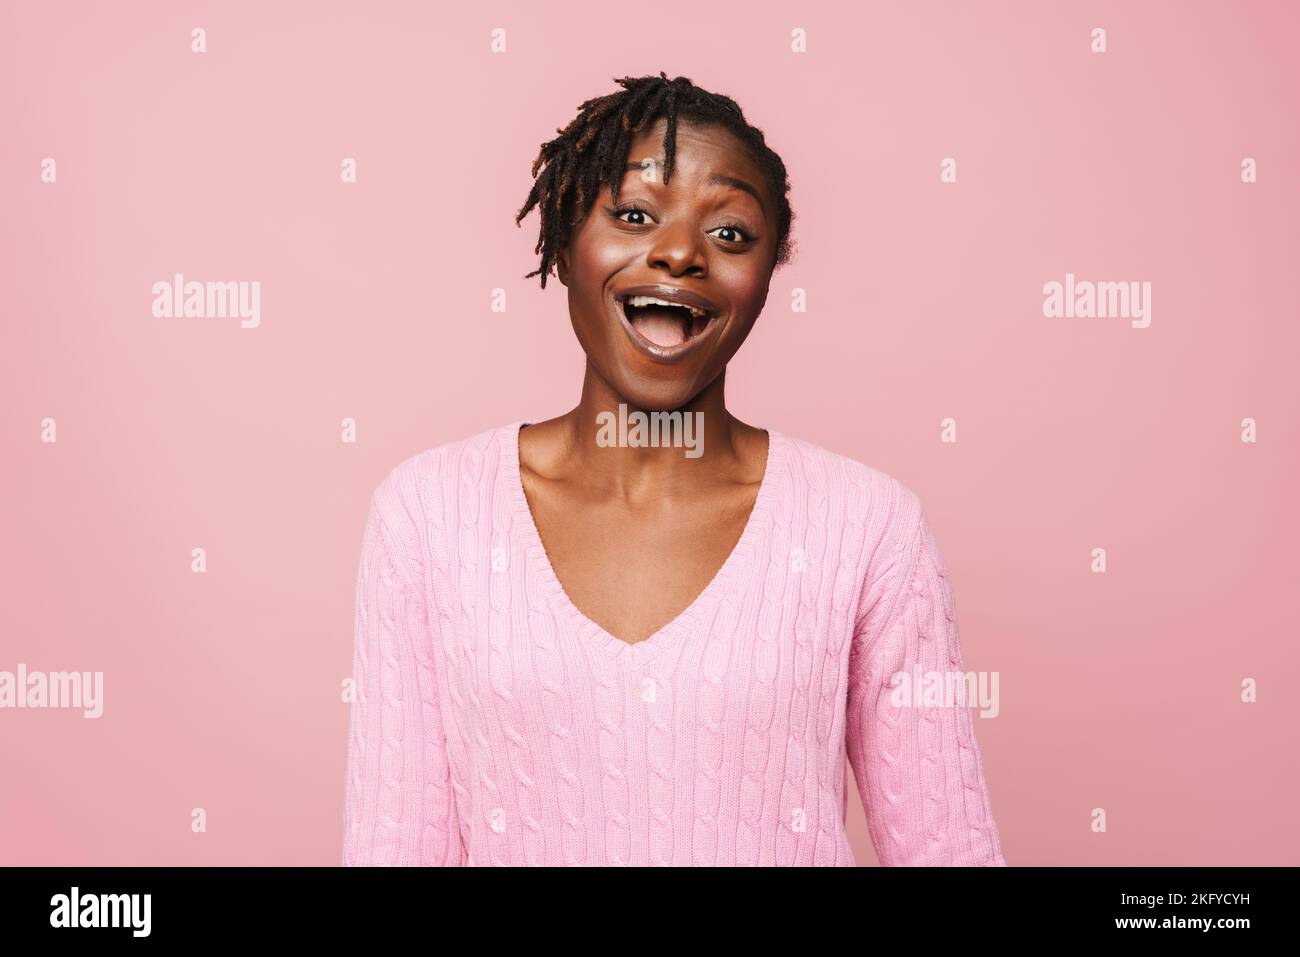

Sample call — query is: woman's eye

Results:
[610,206,754,244]
[612,206,653,225]
[709,224,753,244]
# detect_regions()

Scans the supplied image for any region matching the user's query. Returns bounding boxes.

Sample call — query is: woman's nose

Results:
[645,219,707,276]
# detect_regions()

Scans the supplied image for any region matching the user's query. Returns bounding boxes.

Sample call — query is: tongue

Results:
[631,306,689,347]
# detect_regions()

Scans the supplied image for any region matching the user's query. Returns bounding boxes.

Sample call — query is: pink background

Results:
[2,0,1297,865]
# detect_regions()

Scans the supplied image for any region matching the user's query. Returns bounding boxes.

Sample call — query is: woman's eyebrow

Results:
[622,160,768,217]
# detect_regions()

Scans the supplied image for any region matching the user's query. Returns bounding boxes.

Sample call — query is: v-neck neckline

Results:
[501,419,786,668]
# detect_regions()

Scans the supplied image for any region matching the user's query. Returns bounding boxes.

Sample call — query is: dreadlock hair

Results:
[515,72,796,289]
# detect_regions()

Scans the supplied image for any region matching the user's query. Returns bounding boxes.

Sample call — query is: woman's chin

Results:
[604,371,707,413]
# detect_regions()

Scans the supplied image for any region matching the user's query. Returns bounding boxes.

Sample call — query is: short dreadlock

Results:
[515,72,796,288]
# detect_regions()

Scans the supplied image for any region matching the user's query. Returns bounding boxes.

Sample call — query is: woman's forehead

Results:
[621,124,769,211]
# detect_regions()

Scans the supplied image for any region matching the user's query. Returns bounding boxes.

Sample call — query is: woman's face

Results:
[556,118,778,411]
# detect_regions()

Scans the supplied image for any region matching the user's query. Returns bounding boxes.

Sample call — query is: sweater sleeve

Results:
[342,489,466,866]
[845,504,1007,866]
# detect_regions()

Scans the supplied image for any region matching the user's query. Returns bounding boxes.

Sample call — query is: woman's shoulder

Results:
[775,431,943,606]
[775,430,926,535]
[364,421,519,526]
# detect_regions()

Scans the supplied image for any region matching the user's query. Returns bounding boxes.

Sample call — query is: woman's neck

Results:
[525,366,765,502]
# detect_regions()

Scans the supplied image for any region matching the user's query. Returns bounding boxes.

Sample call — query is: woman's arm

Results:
[846,504,1007,866]
[342,487,466,866]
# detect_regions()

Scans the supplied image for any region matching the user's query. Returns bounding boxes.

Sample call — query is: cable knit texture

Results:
[342,421,1007,866]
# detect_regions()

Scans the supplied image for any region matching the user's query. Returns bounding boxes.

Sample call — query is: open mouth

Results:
[614,292,720,350]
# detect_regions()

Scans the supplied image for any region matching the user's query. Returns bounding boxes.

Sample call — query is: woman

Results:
[342,72,1007,866]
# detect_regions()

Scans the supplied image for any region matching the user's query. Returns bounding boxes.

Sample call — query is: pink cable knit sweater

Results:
[342,421,1007,866]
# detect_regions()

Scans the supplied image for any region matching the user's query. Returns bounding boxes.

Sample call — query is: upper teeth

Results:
[624,294,708,319]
